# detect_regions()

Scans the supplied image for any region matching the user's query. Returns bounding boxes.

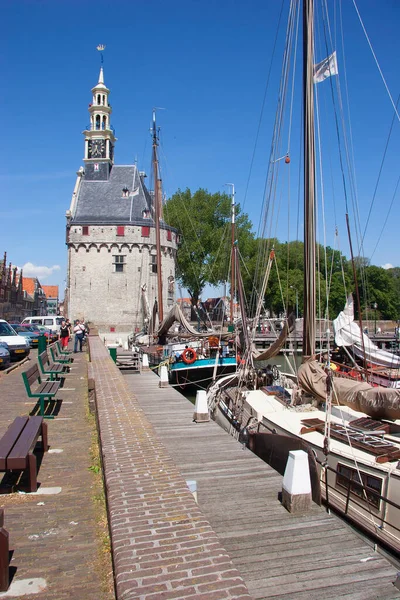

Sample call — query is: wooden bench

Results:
[38,350,69,381]
[56,340,72,356]
[0,416,48,493]
[22,363,61,418]
[49,343,73,365]
[0,510,9,591]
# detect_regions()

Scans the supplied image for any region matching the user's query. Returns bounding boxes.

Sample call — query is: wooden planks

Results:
[126,371,399,600]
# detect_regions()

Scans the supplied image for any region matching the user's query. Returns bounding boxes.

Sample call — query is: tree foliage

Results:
[163,188,253,304]
[163,188,400,320]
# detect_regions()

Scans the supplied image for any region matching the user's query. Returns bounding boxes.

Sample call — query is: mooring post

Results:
[282,450,311,513]
[193,390,210,422]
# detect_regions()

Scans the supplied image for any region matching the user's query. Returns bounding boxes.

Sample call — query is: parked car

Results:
[0,342,11,369]
[20,316,63,335]
[18,323,58,344]
[0,320,30,360]
[35,325,59,343]
[9,324,40,348]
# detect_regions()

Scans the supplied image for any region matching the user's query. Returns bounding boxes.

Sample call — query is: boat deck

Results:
[125,370,400,599]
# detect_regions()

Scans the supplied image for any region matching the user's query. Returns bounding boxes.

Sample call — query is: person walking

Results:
[60,320,70,349]
[73,319,86,353]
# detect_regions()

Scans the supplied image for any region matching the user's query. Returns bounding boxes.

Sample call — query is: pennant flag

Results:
[130,187,140,197]
[313,51,338,83]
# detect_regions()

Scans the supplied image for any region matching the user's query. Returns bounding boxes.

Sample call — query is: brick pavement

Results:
[0,346,114,599]
[89,336,252,600]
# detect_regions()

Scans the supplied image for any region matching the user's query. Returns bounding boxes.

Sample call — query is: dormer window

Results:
[122,187,129,198]
[142,209,150,219]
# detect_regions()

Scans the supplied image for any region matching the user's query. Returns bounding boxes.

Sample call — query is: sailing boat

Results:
[332,295,400,388]
[207,0,400,554]
[135,112,238,390]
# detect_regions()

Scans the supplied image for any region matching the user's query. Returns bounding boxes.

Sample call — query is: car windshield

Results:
[0,323,18,336]
[11,326,25,333]
[23,326,37,332]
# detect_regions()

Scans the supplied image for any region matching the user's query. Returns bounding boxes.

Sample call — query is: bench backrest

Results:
[38,351,50,369]
[22,364,42,390]
[49,345,59,362]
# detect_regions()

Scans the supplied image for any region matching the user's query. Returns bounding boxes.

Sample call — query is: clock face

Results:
[90,139,105,158]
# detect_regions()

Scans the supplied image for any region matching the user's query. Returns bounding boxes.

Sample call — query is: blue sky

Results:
[2,0,399,300]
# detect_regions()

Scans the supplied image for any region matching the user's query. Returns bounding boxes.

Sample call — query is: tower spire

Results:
[82,47,116,171]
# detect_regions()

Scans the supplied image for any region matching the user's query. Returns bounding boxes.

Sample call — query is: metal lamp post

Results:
[373,302,378,335]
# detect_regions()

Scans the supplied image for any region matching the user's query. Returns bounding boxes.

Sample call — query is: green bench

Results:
[38,350,69,381]
[49,343,73,365]
[56,340,72,356]
[22,363,61,418]
[0,416,48,493]
[0,510,9,591]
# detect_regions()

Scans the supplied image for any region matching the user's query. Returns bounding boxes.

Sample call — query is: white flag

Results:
[313,51,338,83]
[130,187,140,197]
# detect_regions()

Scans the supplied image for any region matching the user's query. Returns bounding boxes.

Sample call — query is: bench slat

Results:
[37,381,60,395]
[0,418,29,470]
[7,417,44,470]
[23,364,42,387]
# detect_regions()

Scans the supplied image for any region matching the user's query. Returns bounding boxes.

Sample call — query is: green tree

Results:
[163,188,254,305]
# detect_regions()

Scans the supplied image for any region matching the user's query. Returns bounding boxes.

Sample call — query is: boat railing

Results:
[320,461,400,538]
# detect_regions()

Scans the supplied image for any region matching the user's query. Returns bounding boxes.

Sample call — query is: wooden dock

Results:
[125,370,400,600]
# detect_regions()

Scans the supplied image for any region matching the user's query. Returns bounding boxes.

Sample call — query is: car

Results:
[0,342,11,370]
[0,320,30,360]
[9,324,40,348]
[34,325,59,344]
[20,316,63,335]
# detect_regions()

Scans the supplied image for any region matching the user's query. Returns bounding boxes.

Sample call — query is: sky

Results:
[2,0,400,301]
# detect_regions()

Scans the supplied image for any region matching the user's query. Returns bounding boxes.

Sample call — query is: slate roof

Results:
[72,164,170,227]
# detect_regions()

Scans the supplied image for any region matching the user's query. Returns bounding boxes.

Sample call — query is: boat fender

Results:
[182,347,197,364]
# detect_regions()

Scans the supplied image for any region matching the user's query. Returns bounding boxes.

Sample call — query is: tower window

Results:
[95,115,100,130]
[151,255,157,274]
[102,95,106,105]
[117,226,125,236]
[142,226,150,237]
[97,94,101,105]
[82,226,89,235]
[102,116,106,130]
[113,255,125,273]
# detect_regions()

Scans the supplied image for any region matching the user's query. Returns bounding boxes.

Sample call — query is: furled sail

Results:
[333,295,400,369]
[253,314,296,362]
[298,359,400,420]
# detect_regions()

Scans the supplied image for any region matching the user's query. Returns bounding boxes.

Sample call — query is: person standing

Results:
[60,320,70,349]
[73,319,86,353]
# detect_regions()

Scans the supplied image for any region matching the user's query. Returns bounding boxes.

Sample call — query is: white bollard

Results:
[193,390,210,423]
[159,365,169,388]
[186,480,198,503]
[282,449,311,513]
[142,354,150,371]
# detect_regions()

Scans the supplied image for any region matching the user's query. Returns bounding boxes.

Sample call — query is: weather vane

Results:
[96,44,106,64]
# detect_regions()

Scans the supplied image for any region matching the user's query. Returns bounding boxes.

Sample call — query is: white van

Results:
[0,320,30,360]
[21,315,64,334]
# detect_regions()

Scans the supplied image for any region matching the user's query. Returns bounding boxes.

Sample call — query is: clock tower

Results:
[83,67,116,180]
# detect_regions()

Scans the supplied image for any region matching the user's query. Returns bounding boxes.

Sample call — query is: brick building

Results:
[65,67,178,336]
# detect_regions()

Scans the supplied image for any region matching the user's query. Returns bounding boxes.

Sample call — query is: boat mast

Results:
[226,183,236,327]
[151,109,164,323]
[302,0,316,359]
